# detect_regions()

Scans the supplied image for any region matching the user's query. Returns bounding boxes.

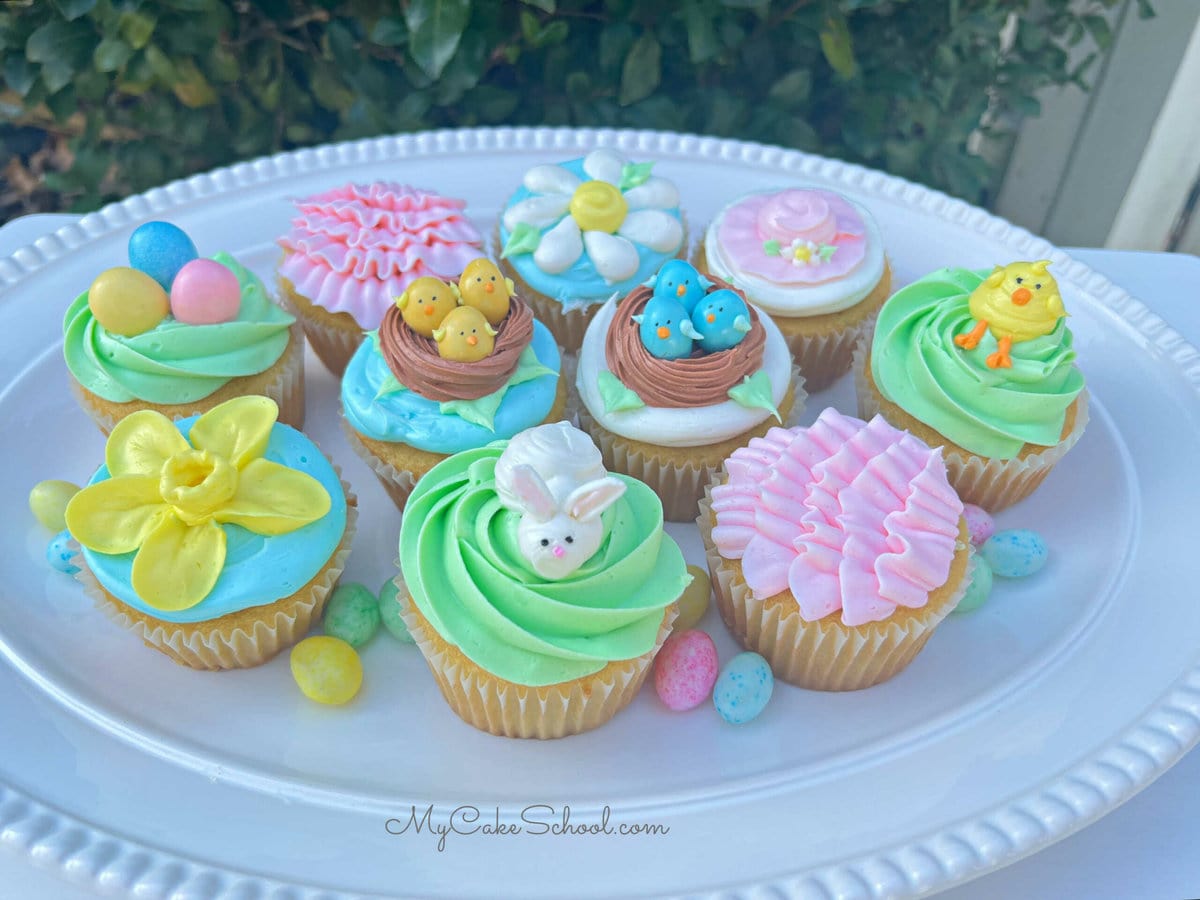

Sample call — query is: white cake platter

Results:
[2,127,1199,899]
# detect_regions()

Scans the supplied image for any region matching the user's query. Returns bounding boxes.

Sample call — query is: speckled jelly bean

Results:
[291,636,362,705]
[673,564,711,632]
[323,582,380,648]
[29,480,80,532]
[378,577,414,643]
[713,651,773,725]
[953,554,994,614]
[982,529,1048,578]
[654,629,719,711]
[962,503,995,546]
[46,530,79,575]
[128,221,198,290]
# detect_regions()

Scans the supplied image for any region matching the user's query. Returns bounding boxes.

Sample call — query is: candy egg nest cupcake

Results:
[696,187,891,392]
[64,222,304,433]
[497,148,686,350]
[574,260,805,522]
[341,256,567,511]
[698,408,970,691]
[65,396,355,670]
[277,182,484,375]
[855,260,1088,511]
[396,421,689,739]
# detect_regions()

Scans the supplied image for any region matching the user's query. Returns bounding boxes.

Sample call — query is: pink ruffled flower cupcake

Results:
[277,183,484,374]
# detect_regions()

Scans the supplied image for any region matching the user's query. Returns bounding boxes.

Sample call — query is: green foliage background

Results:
[0,0,1142,219]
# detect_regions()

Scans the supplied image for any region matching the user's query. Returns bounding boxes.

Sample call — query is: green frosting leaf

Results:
[763,239,781,256]
[818,243,838,262]
[597,370,645,412]
[375,372,407,399]
[727,370,781,423]
[618,160,655,191]
[439,346,555,430]
[501,221,542,258]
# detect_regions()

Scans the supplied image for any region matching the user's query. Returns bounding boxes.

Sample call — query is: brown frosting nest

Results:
[604,275,766,408]
[378,294,535,402]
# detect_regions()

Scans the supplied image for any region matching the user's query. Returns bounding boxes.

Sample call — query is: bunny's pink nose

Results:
[552,545,566,558]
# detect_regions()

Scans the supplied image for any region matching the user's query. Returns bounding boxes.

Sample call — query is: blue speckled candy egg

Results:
[981,529,1048,578]
[953,554,994,613]
[128,221,198,290]
[47,530,79,575]
[713,651,773,725]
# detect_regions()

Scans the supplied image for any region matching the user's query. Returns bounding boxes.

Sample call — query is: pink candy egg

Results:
[169,259,241,324]
[963,503,996,546]
[654,629,719,712]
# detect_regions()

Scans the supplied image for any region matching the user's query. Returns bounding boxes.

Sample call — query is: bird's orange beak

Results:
[676,284,686,297]
[484,282,495,293]
[423,304,435,315]
[656,326,670,339]
[466,335,478,346]
[1011,288,1032,306]
[706,313,715,323]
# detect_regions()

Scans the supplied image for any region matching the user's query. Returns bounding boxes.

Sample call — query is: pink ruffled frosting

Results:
[716,189,867,285]
[710,409,963,626]
[277,183,483,329]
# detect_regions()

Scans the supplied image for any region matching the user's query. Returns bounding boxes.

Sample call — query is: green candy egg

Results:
[378,577,415,643]
[29,479,80,532]
[88,266,170,336]
[323,582,381,648]
[954,554,994,614]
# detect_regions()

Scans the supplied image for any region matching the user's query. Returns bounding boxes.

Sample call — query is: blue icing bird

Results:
[644,259,712,314]
[633,295,701,360]
[690,288,752,352]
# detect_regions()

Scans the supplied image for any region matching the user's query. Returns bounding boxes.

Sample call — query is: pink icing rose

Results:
[710,409,963,626]
[277,183,483,330]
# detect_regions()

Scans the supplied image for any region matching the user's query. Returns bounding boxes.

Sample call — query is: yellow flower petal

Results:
[131,516,226,611]
[64,475,169,554]
[188,396,278,469]
[214,458,331,535]
[106,410,189,478]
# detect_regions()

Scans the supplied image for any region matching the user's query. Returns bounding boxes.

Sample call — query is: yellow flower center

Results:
[159,449,238,525]
[569,180,627,233]
[793,245,812,262]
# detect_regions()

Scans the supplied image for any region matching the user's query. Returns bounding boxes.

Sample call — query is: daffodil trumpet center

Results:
[569,180,627,233]
[159,448,238,525]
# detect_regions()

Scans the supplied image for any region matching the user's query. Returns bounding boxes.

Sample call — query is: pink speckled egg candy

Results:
[654,629,719,712]
[170,258,241,324]
[963,503,996,546]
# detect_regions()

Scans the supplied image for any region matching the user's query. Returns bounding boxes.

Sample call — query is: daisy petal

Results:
[534,216,583,275]
[106,410,188,478]
[189,396,278,469]
[623,178,680,211]
[131,516,225,611]
[215,458,331,535]
[65,475,169,554]
[502,195,571,232]
[583,232,639,283]
[583,149,627,186]
[523,165,581,196]
[617,210,684,253]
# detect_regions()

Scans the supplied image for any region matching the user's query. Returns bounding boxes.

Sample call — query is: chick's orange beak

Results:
[656,326,671,339]
[1011,288,1032,306]
[676,284,686,297]
[423,304,434,315]
[706,313,715,323]
[484,282,495,293]
[466,335,478,346]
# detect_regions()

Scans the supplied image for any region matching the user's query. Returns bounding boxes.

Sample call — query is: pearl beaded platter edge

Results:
[3,127,1200,900]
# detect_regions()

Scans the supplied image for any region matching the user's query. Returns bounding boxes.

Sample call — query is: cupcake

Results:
[855,260,1088,511]
[65,222,304,434]
[64,396,355,670]
[698,408,970,691]
[277,182,484,375]
[574,259,805,522]
[397,421,689,739]
[696,187,891,392]
[497,148,686,350]
[341,256,567,511]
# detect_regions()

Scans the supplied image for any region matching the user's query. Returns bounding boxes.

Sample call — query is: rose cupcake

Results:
[574,259,805,522]
[696,187,891,392]
[277,182,483,374]
[498,148,686,350]
[341,256,566,510]
[397,422,689,739]
[855,260,1088,510]
[698,408,970,691]
[65,396,355,670]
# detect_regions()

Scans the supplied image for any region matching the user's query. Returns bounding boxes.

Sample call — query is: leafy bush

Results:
[0,0,1144,219]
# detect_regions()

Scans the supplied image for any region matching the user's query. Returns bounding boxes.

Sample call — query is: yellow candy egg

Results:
[290,636,363,705]
[432,306,497,362]
[88,267,170,336]
[29,480,81,533]
[673,564,711,632]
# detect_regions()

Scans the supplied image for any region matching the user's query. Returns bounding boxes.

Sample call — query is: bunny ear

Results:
[509,464,558,522]
[566,476,626,523]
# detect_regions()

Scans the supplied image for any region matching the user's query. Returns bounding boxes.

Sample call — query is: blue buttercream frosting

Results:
[82,418,348,625]
[498,157,684,305]
[341,320,561,453]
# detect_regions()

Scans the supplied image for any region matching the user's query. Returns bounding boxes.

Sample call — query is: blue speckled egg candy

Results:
[713,651,773,724]
[981,529,1048,578]
[128,221,198,290]
[47,530,79,575]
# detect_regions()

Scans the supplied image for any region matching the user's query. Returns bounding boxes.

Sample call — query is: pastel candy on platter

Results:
[654,629,719,711]
[982,529,1048,577]
[291,636,363,705]
[713,651,773,725]
[324,582,381,648]
[29,480,80,533]
[47,530,80,575]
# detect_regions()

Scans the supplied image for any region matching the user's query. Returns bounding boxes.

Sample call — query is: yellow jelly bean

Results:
[674,564,711,632]
[29,480,81,533]
[290,636,362,705]
[88,266,170,336]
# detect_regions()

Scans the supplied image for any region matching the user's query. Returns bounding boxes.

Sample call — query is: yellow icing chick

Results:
[954,260,1066,369]
[432,306,498,362]
[457,258,515,325]
[396,276,458,337]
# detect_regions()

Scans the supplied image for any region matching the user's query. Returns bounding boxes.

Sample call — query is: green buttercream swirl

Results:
[63,253,294,404]
[870,266,1085,459]
[399,444,689,687]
